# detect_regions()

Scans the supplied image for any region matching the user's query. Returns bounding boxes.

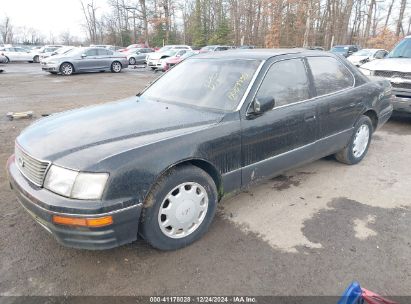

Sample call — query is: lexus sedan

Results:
[7,49,393,251]
[41,47,128,75]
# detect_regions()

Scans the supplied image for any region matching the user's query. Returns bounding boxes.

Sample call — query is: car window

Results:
[6,48,14,52]
[85,49,98,56]
[142,58,261,111]
[97,49,111,56]
[256,59,310,107]
[388,38,411,58]
[307,56,354,96]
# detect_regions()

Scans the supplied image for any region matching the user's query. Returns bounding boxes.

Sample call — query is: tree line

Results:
[1,0,410,50]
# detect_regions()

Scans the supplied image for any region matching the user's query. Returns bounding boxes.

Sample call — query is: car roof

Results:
[194,48,328,60]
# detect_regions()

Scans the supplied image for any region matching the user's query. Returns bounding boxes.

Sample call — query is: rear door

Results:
[240,56,319,185]
[306,56,360,154]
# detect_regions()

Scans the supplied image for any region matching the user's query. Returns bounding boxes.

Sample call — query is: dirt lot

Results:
[1,63,411,296]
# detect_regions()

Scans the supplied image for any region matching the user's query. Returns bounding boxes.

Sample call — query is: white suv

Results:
[359,36,411,115]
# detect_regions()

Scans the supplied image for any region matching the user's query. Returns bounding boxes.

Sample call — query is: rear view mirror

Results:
[81,53,87,58]
[250,97,275,116]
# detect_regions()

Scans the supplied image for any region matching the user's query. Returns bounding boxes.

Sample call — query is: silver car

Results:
[41,47,128,76]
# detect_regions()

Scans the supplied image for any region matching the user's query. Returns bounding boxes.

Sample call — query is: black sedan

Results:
[7,49,393,251]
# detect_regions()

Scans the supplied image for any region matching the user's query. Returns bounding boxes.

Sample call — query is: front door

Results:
[240,57,319,185]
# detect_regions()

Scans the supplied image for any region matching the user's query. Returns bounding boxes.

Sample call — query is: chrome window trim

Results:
[235,60,266,111]
[245,55,356,114]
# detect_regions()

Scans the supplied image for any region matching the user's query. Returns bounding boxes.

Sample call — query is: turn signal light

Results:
[52,215,113,227]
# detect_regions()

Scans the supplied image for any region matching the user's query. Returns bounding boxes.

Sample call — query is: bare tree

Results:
[0,16,13,44]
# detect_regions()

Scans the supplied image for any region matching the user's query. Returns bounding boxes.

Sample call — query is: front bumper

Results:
[41,62,59,72]
[6,156,142,250]
[391,87,411,114]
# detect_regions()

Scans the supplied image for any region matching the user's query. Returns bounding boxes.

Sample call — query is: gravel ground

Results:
[0,63,410,297]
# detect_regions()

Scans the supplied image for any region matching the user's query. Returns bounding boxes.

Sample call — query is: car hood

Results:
[348,55,369,62]
[16,97,224,168]
[149,52,171,60]
[361,58,411,72]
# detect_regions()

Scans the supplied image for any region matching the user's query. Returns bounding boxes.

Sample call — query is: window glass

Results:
[97,49,110,56]
[388,38,411,58]
[86,49,98,56]
[307,57,354,96]
[256,59,310,107]
[142,59,261,111]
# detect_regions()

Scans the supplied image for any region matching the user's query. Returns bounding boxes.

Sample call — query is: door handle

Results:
[304,114,316,122]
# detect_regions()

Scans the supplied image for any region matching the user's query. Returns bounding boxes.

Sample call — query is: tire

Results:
[4,57,9,64]
[111,61,122,73]
[60,62,74,76]
[129,57,136,65]
[33,55,40,63]
[140,165,218,251]
[335,115,373,165]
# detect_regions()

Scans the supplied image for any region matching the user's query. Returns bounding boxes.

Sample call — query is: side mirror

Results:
[249,97,275,116]
[81,53,87,58]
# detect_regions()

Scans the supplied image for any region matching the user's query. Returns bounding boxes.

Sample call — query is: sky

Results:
[1,0,109,41]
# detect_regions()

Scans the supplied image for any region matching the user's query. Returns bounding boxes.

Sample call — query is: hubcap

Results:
[352,124,370,158]
[62,64,72,75]
[113,62,121,72]
[130,58,136,65]
[158,182,208,239]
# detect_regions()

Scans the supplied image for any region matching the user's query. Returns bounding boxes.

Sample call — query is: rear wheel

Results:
[129,57,136,65]
[4,57,9,63]
[33,55,40,63]
[335,115,373,165]
[60,63,74,76]
[140,165,218,251]
[111,61,122,73]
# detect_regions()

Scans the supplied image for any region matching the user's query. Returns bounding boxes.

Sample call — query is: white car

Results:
[39,46,76,62]
[146,45,192,63]
[0,46,35,63]
[32,45,64,63]
[347,49,388,67]
[147,49,189,70]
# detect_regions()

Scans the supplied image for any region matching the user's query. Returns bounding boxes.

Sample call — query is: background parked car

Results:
[39,46,76,62]
[163,50,197,71]
[118,44,147,52]
[199,45,230,53]
[146,45,192,63]
[41,47,128,76]
[330,45,360,57]
[359,35,411,115]
[148,49,189,70]
[31,45,64,63]
[347,48,388,66]
[0,46,35,63]
[127,48,154,65]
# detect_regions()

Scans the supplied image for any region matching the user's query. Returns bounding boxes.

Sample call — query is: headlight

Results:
[358,67,373,76]
[44,165,109,200]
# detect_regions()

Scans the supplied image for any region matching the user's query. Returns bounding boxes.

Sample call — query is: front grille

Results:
[392,82,411,90]
[374,70,411,79]
[15,144,50,186]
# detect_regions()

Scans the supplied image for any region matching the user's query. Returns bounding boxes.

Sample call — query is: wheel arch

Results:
[60,61,75,73]
[144,158,224,205]
[362,109,378,131]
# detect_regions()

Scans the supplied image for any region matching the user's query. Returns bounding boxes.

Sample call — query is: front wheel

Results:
[33,55,40,63]
[60,62,74,76]
[140,165,218,251]
[335,115,373,165]
[4,57,9,63]
[111,61,122,73]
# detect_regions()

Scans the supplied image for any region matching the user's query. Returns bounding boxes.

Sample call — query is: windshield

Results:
[158,46,172,52]
[142,58,261,111]
[331,47,348,53]
[387,38,411,58]
[354,49,372,56]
